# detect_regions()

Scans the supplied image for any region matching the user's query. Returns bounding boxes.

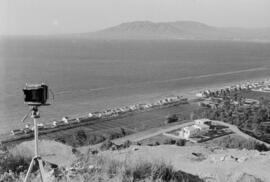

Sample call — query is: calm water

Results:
[1,38,270,134]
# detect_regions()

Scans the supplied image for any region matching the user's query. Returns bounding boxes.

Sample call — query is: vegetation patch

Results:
[211,135,269,151]
[52,127,132,147]
[69,154,204,182]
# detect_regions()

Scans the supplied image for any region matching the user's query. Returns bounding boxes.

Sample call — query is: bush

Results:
[165,114,178,124]
[76,130,87,145]
[88,134,105,145]
[151,161,174,181]
[108,132,123,140]
[215,136,269,151]
[0,153,31,175]
[163,138,176,145]
[155,141,160,146]
[100,139,114,151]
[82,155,204,181]
[176,139,186,146]
[122,140,132,148]
[254,143,269,152]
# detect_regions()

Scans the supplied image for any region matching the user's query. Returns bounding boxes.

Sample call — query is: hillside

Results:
[87,21,270,41]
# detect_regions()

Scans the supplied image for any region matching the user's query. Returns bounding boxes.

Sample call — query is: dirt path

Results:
[212,120,270,147]
[114,120,270,147]
[113,121,193,144]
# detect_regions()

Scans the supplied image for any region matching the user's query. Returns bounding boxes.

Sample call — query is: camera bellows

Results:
[23,83,48,106]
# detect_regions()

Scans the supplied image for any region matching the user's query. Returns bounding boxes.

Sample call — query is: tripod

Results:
[23,106,47,182]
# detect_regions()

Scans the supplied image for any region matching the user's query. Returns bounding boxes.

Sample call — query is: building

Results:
[62,117,69,124]
[88,113,93,118]
[52,120,66,127]
[11,129,24,135]
[178,119,211,139]
[178,126,200,139]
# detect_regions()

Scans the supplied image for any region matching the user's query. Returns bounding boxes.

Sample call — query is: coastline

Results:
[1,76,269,144]
[1,76,269,136]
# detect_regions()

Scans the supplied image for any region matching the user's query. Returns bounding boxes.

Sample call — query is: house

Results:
[92,112,102,118]
[52,120,66,127]
[31,123,45,131]
[23,128,32,134]
[194,119,212,126]
[67,118,79,124]
[62,117,69,124]
[43,123,53,129]
[76,116,89,123]
[11,129,24,135]
[88,113,93,118]
[196,93,204,98]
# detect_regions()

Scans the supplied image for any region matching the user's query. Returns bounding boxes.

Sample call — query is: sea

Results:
[0,37,270,134]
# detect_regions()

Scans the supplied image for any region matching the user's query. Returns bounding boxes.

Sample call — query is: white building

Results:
[178,119,211,139]
[62,117,69,124]
[11,129,24,135]
[178,126,200,139]
[88,113,93,118]
[53,120,66,127]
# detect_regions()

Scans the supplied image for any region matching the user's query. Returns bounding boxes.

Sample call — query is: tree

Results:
[165,114,178,124]
[76,130,87,145]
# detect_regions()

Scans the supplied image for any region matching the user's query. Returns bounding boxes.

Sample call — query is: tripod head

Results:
[21,106,41,123]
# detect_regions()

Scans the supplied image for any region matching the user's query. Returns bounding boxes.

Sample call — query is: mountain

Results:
[86,21,270,41]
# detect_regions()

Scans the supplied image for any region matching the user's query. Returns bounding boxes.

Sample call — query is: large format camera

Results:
[23,83,49,106]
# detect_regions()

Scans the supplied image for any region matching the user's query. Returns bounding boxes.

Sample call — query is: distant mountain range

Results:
[84,21,270,42]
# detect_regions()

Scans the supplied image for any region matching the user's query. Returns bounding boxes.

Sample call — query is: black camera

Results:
[23,83,49,106]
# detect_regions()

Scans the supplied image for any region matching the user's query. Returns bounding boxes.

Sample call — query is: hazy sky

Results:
[1,0,270,35]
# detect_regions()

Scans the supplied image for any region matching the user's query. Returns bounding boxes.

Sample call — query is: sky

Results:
[0,0,270,35]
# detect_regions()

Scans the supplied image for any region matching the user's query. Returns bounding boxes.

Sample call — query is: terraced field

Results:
[38,102,197,146]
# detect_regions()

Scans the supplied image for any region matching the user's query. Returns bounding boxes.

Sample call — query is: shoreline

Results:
[1,77,269,135]
[1,76,270,145]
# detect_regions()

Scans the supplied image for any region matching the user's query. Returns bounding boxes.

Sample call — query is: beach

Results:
[1,39,270,134]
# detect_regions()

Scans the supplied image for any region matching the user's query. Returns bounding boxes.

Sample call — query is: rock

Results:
[220,155,226,161]
[236,173,264,182]
[88,165,94,170]
[237,156,248,163]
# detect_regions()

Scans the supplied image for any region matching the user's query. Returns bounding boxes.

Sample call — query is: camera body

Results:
[23,83,48,106]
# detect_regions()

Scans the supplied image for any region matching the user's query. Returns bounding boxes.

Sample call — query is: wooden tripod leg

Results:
[23,158,35,182]
[37,158,46,182]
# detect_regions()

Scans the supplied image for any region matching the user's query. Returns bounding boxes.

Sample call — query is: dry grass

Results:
[68,153,204,182]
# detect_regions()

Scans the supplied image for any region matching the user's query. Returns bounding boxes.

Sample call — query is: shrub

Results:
[215,136,269,151]
[136,142,142,146]
[73,155,204,181]
[155,141,160,146]
[76,130,87,145]
[108,132,123,140]
[122,140,132,149]
[88,134,105,145]
[163,138,176,145]
[125,161,153,180]
[254,143,269,152]
[165,114,178,124]
[100,139,114,151]
[0,153,31,175]
[55,137,66,144]
[151,161,174,181]
[176,139,186,146]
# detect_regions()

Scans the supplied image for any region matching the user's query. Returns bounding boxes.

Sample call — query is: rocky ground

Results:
[97,145,270,182]
[4,138,270,182]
